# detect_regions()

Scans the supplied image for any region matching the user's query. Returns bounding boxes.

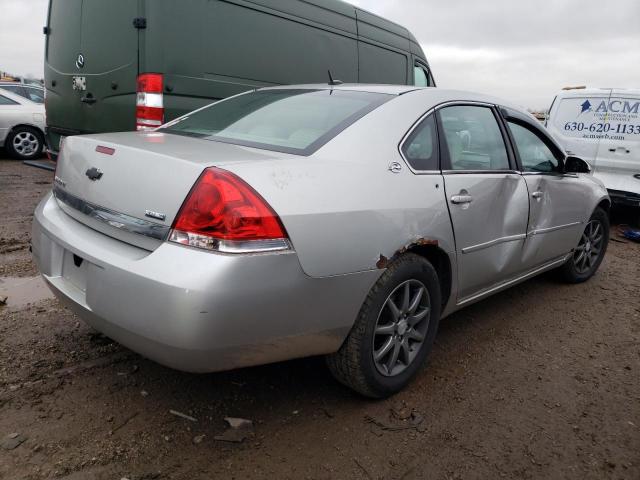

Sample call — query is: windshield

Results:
[160,89,392,155]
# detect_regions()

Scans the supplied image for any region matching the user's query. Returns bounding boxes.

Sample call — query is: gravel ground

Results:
[1,156,639,480]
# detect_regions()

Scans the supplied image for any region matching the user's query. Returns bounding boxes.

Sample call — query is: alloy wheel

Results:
[573,220,604,275]
[13,131,40,156]
[372,279,431,377]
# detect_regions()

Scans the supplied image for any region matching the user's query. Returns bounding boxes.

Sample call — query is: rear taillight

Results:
[136,73,164,131]
[169,167,290,254]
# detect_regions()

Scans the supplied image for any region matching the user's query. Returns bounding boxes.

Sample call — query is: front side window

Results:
[439,106,509,171]
[160,89,392,155]
[0,94,18,106]
[401,114,438,170]
[413,64,431,87]
[508,122,560,173]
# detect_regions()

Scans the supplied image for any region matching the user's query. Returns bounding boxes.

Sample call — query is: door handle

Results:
[609,147,630,153]
[450,195,473,204]
[532,191,543,199]
[81,95,96,104]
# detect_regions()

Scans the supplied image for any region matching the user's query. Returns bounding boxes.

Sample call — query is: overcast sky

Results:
[1,0,638,109]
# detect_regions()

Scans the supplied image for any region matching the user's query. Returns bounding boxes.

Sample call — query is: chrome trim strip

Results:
[461,233,526,254]
[528,221,582,236]
[441,169,520,175]
[53,185,170,241]
[457,254,571,306]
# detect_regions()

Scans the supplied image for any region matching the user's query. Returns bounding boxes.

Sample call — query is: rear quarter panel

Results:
[224,91,456,278]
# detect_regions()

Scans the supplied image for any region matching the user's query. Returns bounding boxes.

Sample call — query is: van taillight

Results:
[136,73,164,131]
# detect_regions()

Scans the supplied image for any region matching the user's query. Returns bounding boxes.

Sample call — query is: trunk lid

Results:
[45,0,139,142]
[54,132,285,250]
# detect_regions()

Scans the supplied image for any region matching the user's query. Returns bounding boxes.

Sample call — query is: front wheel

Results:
[559,207,609,283]
[326,254,441,398]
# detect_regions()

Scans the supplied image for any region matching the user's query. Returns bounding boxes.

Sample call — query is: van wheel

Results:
[326,253,441,398]
[559,207,609,283]
[6,126,44,160]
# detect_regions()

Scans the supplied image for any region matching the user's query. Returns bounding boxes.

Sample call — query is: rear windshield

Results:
[160,89,392,155]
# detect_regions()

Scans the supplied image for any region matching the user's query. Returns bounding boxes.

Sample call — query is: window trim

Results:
[436,102,518,173]
[499,108,566,175]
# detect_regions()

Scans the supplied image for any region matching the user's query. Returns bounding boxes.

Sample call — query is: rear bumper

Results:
[32,192,378,372]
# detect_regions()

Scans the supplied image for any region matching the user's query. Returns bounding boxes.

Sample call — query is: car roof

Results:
[262,83,421,95]
[555,87,640,97]
[259,84,526,111]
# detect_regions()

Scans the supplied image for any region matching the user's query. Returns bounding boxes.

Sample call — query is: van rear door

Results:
[45,0,140,149]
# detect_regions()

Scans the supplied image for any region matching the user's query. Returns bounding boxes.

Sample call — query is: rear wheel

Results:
[559,207,609,283]
[6,126,44,160]
[326,254,441,398]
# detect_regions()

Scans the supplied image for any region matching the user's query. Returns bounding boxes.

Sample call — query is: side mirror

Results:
[565,155,591,174]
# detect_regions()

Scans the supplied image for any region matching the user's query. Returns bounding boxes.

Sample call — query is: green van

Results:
[44,0,434,158]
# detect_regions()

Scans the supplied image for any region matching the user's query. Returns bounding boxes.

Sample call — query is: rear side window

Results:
[508,122,560,173]
[413,64,431,87]
[439,106,509,171]
[161,89,391,155]
[401,114,438,170]
[25,88,45,104]
[0,94,18,105]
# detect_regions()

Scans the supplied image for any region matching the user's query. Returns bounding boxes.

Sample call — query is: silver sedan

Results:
[33,85,610,397]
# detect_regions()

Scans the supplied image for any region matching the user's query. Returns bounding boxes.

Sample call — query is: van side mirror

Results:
[564,155,591,174]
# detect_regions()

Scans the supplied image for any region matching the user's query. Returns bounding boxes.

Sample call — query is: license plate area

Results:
[62,250,88,292]
[72,76,86,91]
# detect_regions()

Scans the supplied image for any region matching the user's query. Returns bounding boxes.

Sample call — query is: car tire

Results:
[558,207,609,283]
[6,126,44,160]
[326,253,441,398]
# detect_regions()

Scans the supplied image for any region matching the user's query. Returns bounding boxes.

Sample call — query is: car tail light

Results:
[136,73,164,131]
[169,167,291,253]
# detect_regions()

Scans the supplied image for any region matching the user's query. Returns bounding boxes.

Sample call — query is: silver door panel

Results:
[521,174,590,268]
[443,173,529,300]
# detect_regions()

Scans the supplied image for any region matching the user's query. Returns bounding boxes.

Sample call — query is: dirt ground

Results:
[1,155,639,480]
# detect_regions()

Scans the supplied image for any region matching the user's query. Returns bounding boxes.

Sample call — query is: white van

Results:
[546,87,640,207]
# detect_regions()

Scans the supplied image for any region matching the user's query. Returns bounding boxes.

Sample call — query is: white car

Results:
[546,87,640,207]
[0,88,46,160]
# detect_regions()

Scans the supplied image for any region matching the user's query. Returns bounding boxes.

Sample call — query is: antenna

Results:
[328,70,343,86]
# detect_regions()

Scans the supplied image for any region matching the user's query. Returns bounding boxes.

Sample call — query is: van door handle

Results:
[532,191,543,199]
[609,147,630,153]
[81,95,96,104]
[450,195,473,204]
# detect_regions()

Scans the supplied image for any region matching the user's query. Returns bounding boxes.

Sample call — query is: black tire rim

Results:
[372,279,431,377]
[573,219,604,275]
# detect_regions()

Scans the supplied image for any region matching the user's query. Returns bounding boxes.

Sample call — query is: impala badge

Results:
[145,209,166,221]
[85,167,103,181]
